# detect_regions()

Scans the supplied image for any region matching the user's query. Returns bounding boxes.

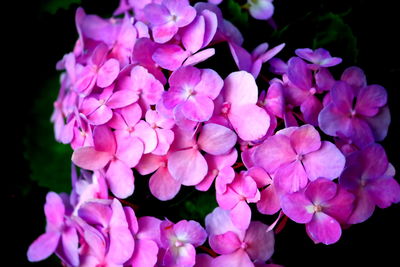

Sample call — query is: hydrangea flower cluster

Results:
[29,0,399,266]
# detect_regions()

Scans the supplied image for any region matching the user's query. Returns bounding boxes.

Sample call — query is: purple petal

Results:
[27,231,60,262]
[60,227,79,266]
[130,121,158,154]
[300,96,323,126]
[304,178,337,205]
[198,123,237,155]
[183,48,215,66]
[194,68,224,99]
[143,3,170,25]
[149,167,181,201]
[306,212,342,245]
[174,220,207,246]
[228,43,253,73]
[211,249,253,267]
[249,0,274,20]
[168,148,207,186]
[97,58,120,88]
[281,191,314,223]
[355,85,387,117]
[152,21,179,44]
[287,57,312,90]
[209,231,241,254]
[303,141,345,181]
[341,66,367,90]
[228,104,270,141]
[200,9,218,47]
[44,192,65,230]
[152,44,190,71]
[365,105,390,141]
[87,104,113,125]
[244,221,275,261]
[323,186,355,224]
[347,190,375,224]
[182,15,205,53]
[368,177,400,208]
[166,0,197,27]
[106,160,135,198]
[318,104,352,137]
[72,147,112,170]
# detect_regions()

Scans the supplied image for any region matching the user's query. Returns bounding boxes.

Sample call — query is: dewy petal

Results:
[306,212,342,245]
[290,124,321,155]
[149,167,181,201]
[97,58,120,88]
[209,231,241,254]
[168,148,207,186]
[249,0,274,20]
[355,85,387,117]
[72,147,113,170]
[244,221,275,262]
[281,191,314,223]
[182,94,214,122]
[253,134,296,173]
[198,123,237,155]
[27,231,60,262]
[228,104,270,141]
[106,159,135,198]
[223,71,258,106]
[303,141,345,181]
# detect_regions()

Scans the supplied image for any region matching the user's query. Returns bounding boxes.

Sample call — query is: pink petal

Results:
[27,231,60,262]
[183,48,215,66]
[228,104,270,141]
[306,212,342,245]
[120,103,143,127]
[60,227,79,266]
[131,121,158,154]
[115,135,144,167]
[194,68,224,99]
[300,96,323,126]
[223,71,258,106]
[368,177,400,209]
[340,66,367,89]
[182,94,214,122]
[200,9,218,47]
[182,15,205,53]
[215,167,235,194]
[209,231,241,254]
[97,58,120,88]
[323,187,355,224]
[93,125,116,154]
[107,90,139,109]
[304,178,337,205]
[290,124,321,155]
[198,123,237,155]
[230,201,251,230]
[211,249,253,267]
[303,141,345,181]
[106,159,135,198]
[152,44,190,70]
[257,185,281,215]
[87,104,113,125]
[281,191,314,223]
[72,147,113,170]
[143,3,170,25]
[228,43,253,73]
[174,220,207,246]
[129,239,159,267]
[44,192,65,229]
[149,167,181,201]
[253,134,296,173]
[136,154,164,175]
[244,221,275,261]
[318,104,352,137]
[168,148,208,186]
[347,190,375,224]
[153,128,174,155]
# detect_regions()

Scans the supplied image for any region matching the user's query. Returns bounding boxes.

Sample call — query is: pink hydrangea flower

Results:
[253,124,345,193]
[281,178,355,244]
[144,0,197,43]
[339,143,400,224]
[160,219,207,267]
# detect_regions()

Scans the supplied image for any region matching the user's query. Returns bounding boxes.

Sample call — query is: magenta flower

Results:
[160,219,207,267]
[27,192,79,266]
[72,125,143,198]
[74,43,120,96]
[221,71,270,141]
[163,66,223,122]
[318,72,389,147]
[339,143,400,224]
[247,0,274,20]
[295,48,342,69]
[206,207,275,267]
[281,178,355,244]
[253,124,345,193]
[80,84,138,125]
[77,199,135,266]
[145,109,175,155]
[144,0,197,43]
[216,172,260,230]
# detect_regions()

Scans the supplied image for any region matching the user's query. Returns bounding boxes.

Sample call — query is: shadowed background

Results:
[7,0,399,266]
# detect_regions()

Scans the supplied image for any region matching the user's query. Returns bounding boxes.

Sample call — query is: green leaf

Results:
[312,12,358,64]
[24,76,72,193]
[178,190,218,222]
[227,0,249,26]
[42,0,81,14]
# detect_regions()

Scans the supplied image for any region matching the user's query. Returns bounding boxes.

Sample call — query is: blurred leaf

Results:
[178,190,218,223]
[313,12,358,63]
[24,76,72,193]
[227,0,249,26]
[42,0,81,14]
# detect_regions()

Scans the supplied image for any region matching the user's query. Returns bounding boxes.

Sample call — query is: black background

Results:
[6,0,399,266]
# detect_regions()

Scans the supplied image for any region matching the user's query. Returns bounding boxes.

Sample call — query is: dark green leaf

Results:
[227,0,249,26]
[42,0,81,14]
